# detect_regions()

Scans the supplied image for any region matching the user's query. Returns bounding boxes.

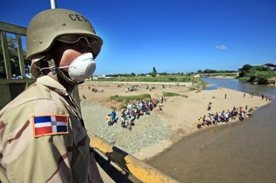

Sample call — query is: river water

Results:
[147,78,276,183]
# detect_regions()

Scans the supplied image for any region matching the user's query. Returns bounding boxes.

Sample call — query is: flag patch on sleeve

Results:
[32,115,69,137]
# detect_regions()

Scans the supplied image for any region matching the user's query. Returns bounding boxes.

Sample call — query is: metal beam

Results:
[50,0,56,9]
[0,22,26,36]
[0,31,12,79]
[16,34,26,78]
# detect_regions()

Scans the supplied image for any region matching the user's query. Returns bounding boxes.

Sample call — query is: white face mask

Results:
[66,52,96,82]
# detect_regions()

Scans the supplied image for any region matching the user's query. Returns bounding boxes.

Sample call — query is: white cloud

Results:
[215,44,227,50]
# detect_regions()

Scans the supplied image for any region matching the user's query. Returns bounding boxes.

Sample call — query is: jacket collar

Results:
[37,76,68,96]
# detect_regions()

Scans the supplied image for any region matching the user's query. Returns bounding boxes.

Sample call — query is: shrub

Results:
[109,94,151,104]
[163,92,181,97]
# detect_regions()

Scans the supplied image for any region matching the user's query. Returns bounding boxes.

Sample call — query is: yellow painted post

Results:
[89,133,181,183]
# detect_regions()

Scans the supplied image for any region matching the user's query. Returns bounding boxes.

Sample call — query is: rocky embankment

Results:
[81,100,172,155]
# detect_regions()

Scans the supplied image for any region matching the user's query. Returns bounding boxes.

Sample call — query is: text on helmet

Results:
[68,14,88,23]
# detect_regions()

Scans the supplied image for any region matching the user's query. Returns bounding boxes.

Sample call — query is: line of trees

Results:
[2,39,274,86]
[237,64,276,84]
[197,69,237,73]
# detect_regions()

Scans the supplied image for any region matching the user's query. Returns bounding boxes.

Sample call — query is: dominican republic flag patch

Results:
[32,115,69,137]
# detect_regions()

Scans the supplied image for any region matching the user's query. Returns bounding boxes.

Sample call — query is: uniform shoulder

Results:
[1,82,67,118]
[19,82,51,101]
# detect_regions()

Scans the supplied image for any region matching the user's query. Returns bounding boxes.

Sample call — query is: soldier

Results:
[0,8,103,182]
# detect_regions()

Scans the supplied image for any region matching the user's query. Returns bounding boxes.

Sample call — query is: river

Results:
[147,78,276,183]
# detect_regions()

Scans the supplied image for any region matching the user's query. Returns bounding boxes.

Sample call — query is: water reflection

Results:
[203,77,276,100]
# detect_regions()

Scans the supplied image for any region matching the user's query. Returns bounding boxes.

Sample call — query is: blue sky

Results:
[1,0,276,75]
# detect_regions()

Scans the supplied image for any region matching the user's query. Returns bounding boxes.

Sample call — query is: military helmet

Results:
[26,8,103,59]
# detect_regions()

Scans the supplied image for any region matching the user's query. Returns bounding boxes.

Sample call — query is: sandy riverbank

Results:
[78,81,271,160]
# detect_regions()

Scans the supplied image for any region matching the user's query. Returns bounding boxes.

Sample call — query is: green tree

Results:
[237,64,276,84]
[238,64,253,77]
[150,67,157,78]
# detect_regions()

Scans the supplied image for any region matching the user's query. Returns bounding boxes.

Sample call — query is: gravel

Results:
[81,99,172,154]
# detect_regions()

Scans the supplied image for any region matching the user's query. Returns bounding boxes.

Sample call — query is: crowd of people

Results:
[261,93,272,101]
[197,105,254,129]
[197,92,274,129]
[105,96,165,130]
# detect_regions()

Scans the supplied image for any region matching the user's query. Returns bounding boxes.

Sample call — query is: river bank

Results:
[146,78,276,183]
[79,81,271,160]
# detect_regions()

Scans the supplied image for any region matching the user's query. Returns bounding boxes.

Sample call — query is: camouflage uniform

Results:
[0,76,103,183]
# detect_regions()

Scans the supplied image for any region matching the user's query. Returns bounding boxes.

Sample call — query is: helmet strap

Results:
[40,58,84,90]
[47,59,57,74]
[55,67,84,91]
